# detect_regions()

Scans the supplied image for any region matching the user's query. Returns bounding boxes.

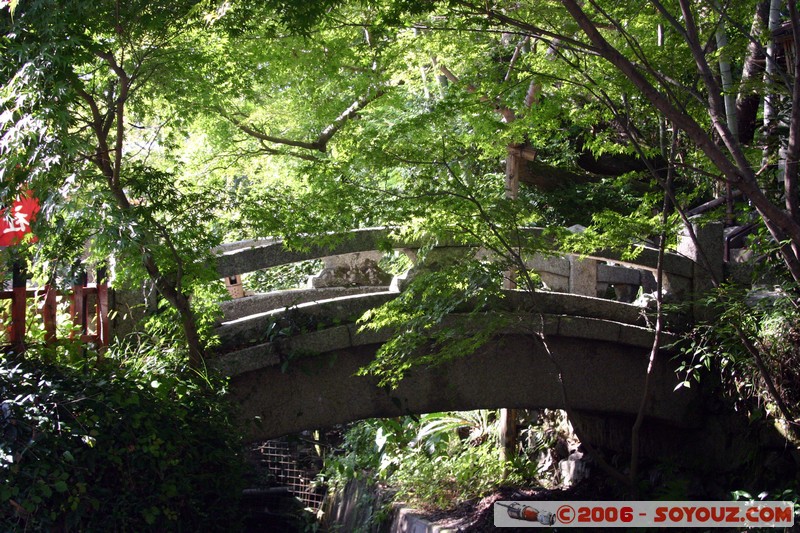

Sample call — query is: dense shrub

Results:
[0,345,244,532]
[321,412,543,511]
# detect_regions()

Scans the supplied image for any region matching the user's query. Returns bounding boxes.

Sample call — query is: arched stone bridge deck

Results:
[213,227,698,300]
[210,226,718,441]
[214,296,699,441]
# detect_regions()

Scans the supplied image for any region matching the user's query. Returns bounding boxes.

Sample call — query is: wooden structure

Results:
[224,274,245,299]
[1,261,109,353]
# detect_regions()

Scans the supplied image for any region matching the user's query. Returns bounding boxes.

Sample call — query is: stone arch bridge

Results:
[209,225,723,442]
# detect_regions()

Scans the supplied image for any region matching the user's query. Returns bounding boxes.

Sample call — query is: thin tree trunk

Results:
[736,1,769,144]
[715,0,738,141]
[763,0,784,172]
[560,0,800,284]
[784,1,800,236]
[630,171,671,492]
[75,56,207,370]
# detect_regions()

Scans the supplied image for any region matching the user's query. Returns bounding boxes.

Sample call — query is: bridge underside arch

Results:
[229,333,700,442]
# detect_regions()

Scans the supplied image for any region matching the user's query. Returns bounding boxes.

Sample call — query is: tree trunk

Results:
[784,1,800,232]
[106,179,207,368]
[736,1,769,144]
[499,408,518,467]
[715,0,738,141]
[76,54,208,370]
[762,0,784,171]
[559,0,800,284]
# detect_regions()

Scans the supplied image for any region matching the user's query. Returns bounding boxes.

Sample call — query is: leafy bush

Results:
[0,343,244,532]
[390,438,514,510]
[243,260,323,293]
[321,411,540,511]
[675,280,800,420]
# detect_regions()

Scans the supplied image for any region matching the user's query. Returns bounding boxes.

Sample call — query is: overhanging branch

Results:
[220,85,388,158]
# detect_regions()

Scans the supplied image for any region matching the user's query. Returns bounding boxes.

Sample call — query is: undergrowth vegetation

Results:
[0,339,245,532]
[675,277,800,434]
[320,409,572,511]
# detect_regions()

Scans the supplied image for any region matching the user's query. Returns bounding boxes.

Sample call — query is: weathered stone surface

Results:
[215,292,397,349]
[678,219,724,321]
[212,296,699,442]
[499,290,649,327]
[587,246,694,278]
[212,227,694,282]
[226,333,697,441]
[568,256,598,297]
[308,252,392,288]
[597,263,641,285]
[526,254,570,292]
[558,315,621,343]
[212,342,281,376]
[679,219,724,290]
[539,272,570,292]
[218,287,388,322]
[214,228,397,279]
[110,286,155,338]
[216,289,654,354]
[391,247,475,292]
[526,253,571,277]
[285,326,352,355]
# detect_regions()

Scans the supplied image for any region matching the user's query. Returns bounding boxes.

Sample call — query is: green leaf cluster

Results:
[358,259,507,388]
[0,344,244,531]
[321,410,550,511]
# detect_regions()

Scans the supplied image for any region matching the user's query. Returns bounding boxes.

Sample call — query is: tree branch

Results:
[437,64,517,122]
[96,50,129,188]
[316,87,387,150]
[73,85,114,179]
[504,36,529,82]
[559,0,800,282]
[219,85,388,157]
[227,117,322,151]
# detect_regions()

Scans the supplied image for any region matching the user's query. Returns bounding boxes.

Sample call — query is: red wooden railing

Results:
[1,261,109,353]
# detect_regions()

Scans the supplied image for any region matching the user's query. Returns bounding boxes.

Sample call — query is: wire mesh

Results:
[251,437,326,511]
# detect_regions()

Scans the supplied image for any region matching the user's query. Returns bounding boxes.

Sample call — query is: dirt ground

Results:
[412,478,625,532]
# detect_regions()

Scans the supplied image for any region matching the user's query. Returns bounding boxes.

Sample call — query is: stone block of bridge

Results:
[598,263,643,303]
[525,254,570,292]
[109,283,158,339]
[226,331,700,442]
[218,287,389,322]
[307,251,392,288]
[390,247,473,292]
[568,256,598,297]
[678,219,724,321]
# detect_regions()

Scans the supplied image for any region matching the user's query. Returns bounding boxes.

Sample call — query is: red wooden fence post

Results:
[10,260,26,352]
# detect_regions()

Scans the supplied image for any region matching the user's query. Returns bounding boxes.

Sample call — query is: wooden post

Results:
[10,260,26,352]
[96,266,109,349]
[42,280,57,345]
[70,270,88,338]
[499,408,518,466]
[499,144,528,467]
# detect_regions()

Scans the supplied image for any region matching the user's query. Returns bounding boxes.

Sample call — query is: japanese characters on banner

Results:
[0,189,39,247]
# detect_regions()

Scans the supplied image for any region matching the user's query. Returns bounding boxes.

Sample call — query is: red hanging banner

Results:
[0,189,39,247]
